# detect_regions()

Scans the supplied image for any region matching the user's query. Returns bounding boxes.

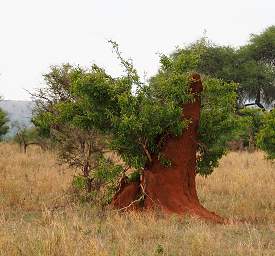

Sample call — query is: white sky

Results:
[0,0,274,100]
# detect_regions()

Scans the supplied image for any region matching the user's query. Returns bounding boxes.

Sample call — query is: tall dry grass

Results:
[197,151,275,224]
[0,143,274,255]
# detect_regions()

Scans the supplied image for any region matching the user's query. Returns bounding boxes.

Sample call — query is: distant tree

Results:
[248,25,275,65]
[172,26,275,109]
[223,25,275,156]
[236,53,271,109]
[0,97,9,140]
[13,125,48,153]
[256,109,275,159]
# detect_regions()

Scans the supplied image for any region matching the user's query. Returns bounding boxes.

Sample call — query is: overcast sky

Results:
[0,0,274,100]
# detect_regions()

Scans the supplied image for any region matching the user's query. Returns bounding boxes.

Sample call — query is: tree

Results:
[172,26,275,109]
[46,43,237,222]
[32,64,124,203]
[248,25,275,66]
[0,97,9,140]
[236,40,275,109]
[32,40,239,222]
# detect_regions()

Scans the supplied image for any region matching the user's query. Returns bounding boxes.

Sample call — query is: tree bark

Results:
[112,74,224,223]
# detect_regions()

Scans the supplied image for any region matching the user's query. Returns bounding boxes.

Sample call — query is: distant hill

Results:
[0,100,34,137]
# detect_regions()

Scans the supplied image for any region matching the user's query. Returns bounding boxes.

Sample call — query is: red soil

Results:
[112,178,141,211]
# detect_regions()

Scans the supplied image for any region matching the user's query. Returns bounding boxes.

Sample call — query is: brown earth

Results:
[112,74,224,223]
[112,179,141,211]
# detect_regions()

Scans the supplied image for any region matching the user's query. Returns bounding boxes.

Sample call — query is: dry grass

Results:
[0,143,274,255]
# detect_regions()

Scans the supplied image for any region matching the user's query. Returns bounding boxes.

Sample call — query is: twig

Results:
[116,174,157,212]
[117,194,144,212]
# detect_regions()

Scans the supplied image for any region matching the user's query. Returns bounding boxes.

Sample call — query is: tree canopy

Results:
[171,26,275,109]
[248,25,275,65]
[33,43,238,178]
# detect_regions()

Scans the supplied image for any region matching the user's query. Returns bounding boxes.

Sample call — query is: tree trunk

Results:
[112,74,224,223]
[23,142,27,154]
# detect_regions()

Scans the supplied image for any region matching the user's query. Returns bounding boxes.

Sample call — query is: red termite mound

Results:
[112,74,224,223]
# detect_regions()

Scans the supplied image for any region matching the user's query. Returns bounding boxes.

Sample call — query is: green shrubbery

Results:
[31,42,238,202]
[257,110,275,159]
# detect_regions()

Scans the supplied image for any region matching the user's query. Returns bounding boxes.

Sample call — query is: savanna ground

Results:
[0,143,274,256]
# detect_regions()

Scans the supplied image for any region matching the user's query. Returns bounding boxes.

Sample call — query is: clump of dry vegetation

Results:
[0,143,274,255]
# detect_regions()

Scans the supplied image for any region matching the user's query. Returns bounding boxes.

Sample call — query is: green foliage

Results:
[128,171,140,182]
[32,40,246,208]
[72,175,87,190]
[236,46,275,106]
[94,157,124,185]
[33,41,239,179]
[155,244,164,255]
[237,108,265,147]
[248,25,275,65]
[197,77,238,175]
[71,62,190,169]
[0,107,9,140]
[145,48,238,175]
[158,153,172,168]
[32,112,53,138]
[256,110,275,159]
[171,27,275,108]
[72,158,124,204]
[95,158,124,203]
